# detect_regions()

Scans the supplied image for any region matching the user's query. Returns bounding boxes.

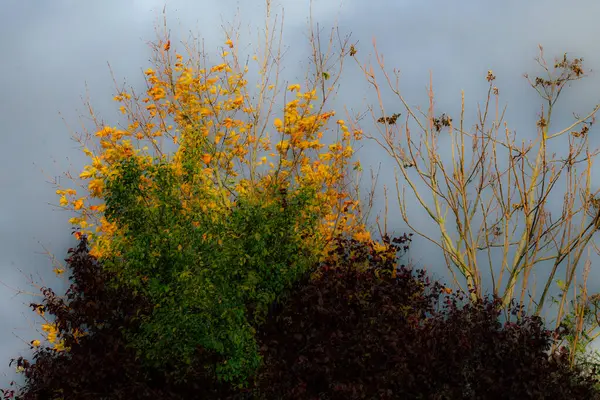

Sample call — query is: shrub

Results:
[251,234,600,399]
[5,233,600,399]
[0,236,245,400]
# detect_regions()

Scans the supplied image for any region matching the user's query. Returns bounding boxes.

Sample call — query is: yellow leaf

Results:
[59,196,68,207]
[53,340,67,352]
[79,166,96,179]
[210,63,227,73]
[274,118,283,129]
[95,126,113,138]
[89,204,104,212]
[178,72,193,86]
[288,84,301,92]
[88,179,104,197]
[353,230,371,242]
[31,340,41,348]
[373,242,387,253]
[73,199,84,210]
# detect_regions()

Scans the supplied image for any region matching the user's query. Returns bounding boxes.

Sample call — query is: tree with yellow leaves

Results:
[42,1,377,386]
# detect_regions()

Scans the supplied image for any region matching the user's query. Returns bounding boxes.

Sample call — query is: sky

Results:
[2,0,600,389]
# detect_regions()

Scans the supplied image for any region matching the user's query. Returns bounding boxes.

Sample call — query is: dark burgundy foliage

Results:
[3,232,600,399]
[252,234,600,399]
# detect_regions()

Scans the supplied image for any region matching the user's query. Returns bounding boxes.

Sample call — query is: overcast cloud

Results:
[2,0,600,389]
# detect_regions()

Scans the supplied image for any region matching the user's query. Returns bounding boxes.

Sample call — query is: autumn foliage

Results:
[37,14,368,387]
[4,4,600,399]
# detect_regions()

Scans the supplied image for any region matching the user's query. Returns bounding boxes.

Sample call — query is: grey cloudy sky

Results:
[2,0,600,389]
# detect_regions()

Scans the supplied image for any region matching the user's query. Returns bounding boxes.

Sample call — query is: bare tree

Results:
[351,41,600,364]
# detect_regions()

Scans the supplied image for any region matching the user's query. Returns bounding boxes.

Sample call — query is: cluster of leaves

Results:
[0,236,247,400]
[249,234,600,399]
[57,35,366,266]
[100,156,324,384]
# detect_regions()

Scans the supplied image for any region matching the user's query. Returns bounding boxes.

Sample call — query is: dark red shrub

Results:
[251,234,600,399]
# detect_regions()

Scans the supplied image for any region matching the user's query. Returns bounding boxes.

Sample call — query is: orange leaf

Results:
[202,154,212,165]
[163,40,170,51]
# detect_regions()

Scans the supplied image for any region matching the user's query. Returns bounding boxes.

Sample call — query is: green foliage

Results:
[548,290,600,387]
[101,157,324,385]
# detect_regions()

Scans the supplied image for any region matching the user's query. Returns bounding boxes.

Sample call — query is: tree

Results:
[36,2,373,388]
[352,40,600,365]
[6,1,600,396]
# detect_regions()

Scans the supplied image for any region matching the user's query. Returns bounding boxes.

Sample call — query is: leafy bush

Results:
[251,234,600,399]
[5,233,600,399]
